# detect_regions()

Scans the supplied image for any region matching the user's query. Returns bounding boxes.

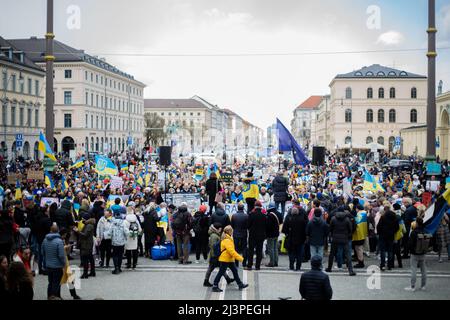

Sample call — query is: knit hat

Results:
[393,203,401,210]
[199,205,208,213]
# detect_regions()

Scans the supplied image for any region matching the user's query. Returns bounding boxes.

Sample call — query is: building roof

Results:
[335,64,426,79]
[7,37,143,83]
[296,95,323,110]
[144,99,207,110]
[0,36,44,73]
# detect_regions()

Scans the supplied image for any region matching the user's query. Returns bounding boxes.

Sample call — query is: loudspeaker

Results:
[159,146,172,166]
[312,146,326,166]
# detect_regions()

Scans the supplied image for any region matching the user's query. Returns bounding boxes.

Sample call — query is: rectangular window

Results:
[20,79,24,93]
[35,80,39,96]
[101,96,103,108]
[27,108,32,126]
[64,70,72,79]
[11,106,16,125]
[11,74,16,92]
[91,94,93,106]
[19,108,24,126]
[110,98,112,109]
[2,103,7,125]
[96,74,98,83]
[64,114,72,128]
[105,96,108,109]
[96,95,99,107]
[85,92,88,105]
[28,78,32,95]
[100,76,103,85]
[91,115,93,128]
[85,71,88,80]
[96,116,99,129]
[35,109,39,128]
[91,73,93,82]
[85,114,88,128]
[2,71,6,90]
[64,91,72,105]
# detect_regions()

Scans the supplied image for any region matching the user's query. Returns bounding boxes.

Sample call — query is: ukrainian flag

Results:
[61,175,69,191]
[136,173,144,186]
[243,179,259,200]
[70,158,85,170]
[38,132,57,162]
[44,172,55,189]
[95,155,118,176]
[15,180,22,200]
[120,163,129,172]
[207,163,221,179]
[352,210,368,241]
[424,189,450,234]
[363,170,384,192]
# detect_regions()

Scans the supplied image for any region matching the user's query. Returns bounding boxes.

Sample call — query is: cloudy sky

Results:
[2,0,450,130]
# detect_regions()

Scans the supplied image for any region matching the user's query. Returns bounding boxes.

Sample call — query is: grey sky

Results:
[2,0,450,130]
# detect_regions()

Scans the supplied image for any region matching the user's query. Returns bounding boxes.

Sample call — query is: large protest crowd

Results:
[0,149,449,300]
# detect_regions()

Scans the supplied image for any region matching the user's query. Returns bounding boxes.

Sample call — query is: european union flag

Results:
[276,118,310,166]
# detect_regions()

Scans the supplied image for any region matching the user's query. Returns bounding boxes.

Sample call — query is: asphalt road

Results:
[32,253,450,300]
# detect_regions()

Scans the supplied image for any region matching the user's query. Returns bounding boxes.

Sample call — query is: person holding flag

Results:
[242,172,259,213]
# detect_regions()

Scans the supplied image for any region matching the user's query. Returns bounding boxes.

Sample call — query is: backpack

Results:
[129,221,139,232]
[415,232,432,255]
[213,239,225,258]
[172,212,187,231]
[193,216,202,234]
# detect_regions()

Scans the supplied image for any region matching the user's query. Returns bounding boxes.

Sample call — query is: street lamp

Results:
[341,97,353,155]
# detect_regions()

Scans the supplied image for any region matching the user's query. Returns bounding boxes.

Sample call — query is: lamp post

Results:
[426,0,437,159]
[45,0,55,150]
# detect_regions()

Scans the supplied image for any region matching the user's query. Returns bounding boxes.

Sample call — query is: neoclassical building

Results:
[0,36,45,160]
[327,64,427,153]
[9,37,146,157]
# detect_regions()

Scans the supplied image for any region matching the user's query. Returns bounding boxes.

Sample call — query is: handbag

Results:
[214,180,223,203]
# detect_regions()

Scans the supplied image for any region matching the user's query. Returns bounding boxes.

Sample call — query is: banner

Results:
[221,172,233,184]
[40,197,60,207]
[162,193,202,213]
[224,202,295,216]
[27,169,44,181]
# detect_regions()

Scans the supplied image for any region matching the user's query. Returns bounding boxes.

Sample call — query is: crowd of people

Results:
[0,149,449,299]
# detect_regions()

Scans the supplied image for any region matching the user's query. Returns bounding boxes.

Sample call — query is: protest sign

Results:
[426,180,440,192]
[162,193,202,213]
[110,176,124,190]
[40,197,60,207]
[328,172,338,185]
[158,171,166,186]
[221,172,233,185]
[426,162,442,176]
[27,169,44,181]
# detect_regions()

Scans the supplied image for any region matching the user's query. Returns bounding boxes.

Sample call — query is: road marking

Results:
[242,269,247,300]
[246,270,255,300]
[219,278,226,300]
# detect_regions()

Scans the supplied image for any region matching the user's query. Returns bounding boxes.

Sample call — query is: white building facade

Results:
[291,96,321,149]
[9,37,146,157]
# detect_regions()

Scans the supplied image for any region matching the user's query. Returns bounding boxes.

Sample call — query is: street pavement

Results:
[33,252,450,300]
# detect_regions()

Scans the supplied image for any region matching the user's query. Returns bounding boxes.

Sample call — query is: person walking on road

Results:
[107,211,129,275]
[405,217,429,292]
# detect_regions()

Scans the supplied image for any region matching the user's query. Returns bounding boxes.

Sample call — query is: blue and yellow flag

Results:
[38,132,57,162]
[207,163,221,179]
[44,172,55,189]
[120,163,129,172]
[70,158,85,170]
[95,155,118,176]
[15,180,22,200]
[61,175,69,191]
[363,170,384,192]
[352,210,368,241]
[243,179,259,200]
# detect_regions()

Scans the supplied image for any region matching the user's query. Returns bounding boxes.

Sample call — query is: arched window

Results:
[410,109,417,123]
[366,136,373,144]
[345,136,352,144]
[367,87,373,99]
[100,137,104,153]
[85,137,89,153]
[345,109,352,122]
[389,109,396,123]
[377,136,385,145]
[345,87,352,99]
[378,87,384,99]
[378,109,385,123]
[389,137,396,152]
[90,137,94,151]
[390,87,396,99]
[96,137,99,152]
[366,109,374,123]
[411,87,417,99]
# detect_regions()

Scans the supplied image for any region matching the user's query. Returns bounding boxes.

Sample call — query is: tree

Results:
[144,113,167,147]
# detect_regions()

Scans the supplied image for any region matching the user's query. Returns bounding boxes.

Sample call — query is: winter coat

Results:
[96,216,113,241]
[14,207,28,228]
[210,208,231,228]
[266,209,280,239]
[34,213,52,244]
[0,213,14,245]
[171,206,193,236]
[282,208,308,248]
[329,211,353,245]
[5,281,34,300]
[376,210,399,242]
[53,200,75,230]
[306,216,329,246]
[403,205,418,229]
[258,193,271,206]
[272,175,289,202]
[41,233,66,269]
[205,178,222,199]
[208,225,221,261]
[92,201,105,223]
[193,211,210,238]
[107,217,129,247]
[78,204,91,221]
[248,207,267,241]
[299,268,333,300]
[79,218,96,256]
[141,209,160,240]
[230,210,248,239]
[408,227,427,255]
[124,214,142,250]
[219,233,244,263]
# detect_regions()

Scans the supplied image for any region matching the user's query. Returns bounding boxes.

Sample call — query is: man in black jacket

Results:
[265,203,280,267]
[205,173,222,215]
[142,205,160,258]
[52,200,75,231]
[401,197,417,258]
[272,171,289,216]
[282,207,308,271]
[34,208,52,274]
[231,203,248,267]
[246,201,267,271]
[300,255,333,300]
[325,209,356,276]
[377,205,399,271]
[172,204,193,264]
[209,203,230,228]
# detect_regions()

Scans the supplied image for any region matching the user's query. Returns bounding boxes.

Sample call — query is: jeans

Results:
[288,243,304,270]
[266,237,279,265]
[37,242,44,272]
[176,233,191,263]
[328,242,354,274]
[126,249,138,268]
[275,201,286,217]
[81,254,95,275]
[112,245,125,271]
[410,254,426,288]
[247,238,264,269]
[213,262,243,287]
[234,237,248,267]
[205,258,232,282]
[310,245,324,259]
[99,239,112,266]
[47,268,63,298]
[379,238,394,268]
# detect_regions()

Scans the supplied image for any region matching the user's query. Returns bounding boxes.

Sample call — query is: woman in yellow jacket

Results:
[212,226,249,292]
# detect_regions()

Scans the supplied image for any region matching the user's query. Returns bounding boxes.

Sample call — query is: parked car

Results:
[383,159,412,171]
